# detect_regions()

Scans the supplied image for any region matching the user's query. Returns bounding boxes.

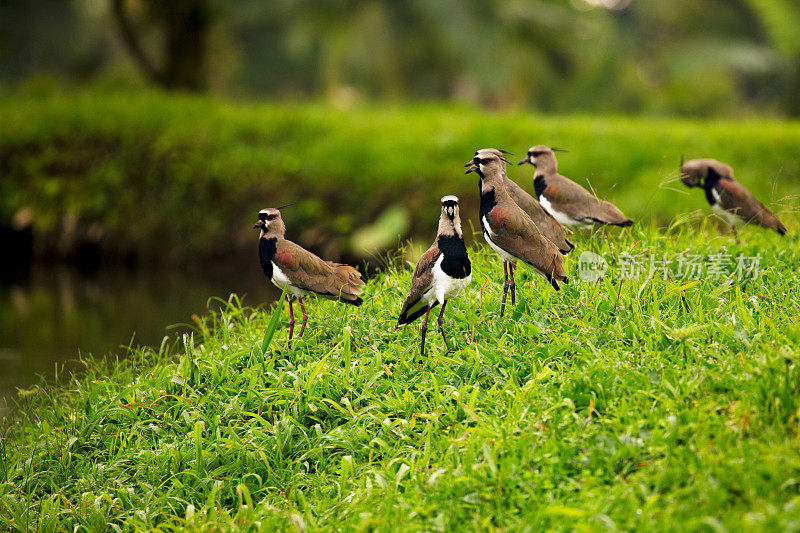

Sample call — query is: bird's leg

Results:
[419,305,432,357]
[287,298,295,347]
[732,225,741,245]
[438,301,451,355]
[298,297,308,338]
[510,261,517,305]
[500,261,510,317]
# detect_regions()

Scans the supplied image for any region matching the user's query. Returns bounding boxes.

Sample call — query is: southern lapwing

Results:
[466,150,568,317]
[254,208,365,346]
[398,196,471,357]
[477,148,574,255]
[680,158,787,243]
[518,145,633,228]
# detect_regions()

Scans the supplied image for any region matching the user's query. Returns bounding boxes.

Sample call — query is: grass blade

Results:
[260,284,288,356]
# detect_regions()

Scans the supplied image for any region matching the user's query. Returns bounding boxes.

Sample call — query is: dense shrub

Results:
[1,88,798,262]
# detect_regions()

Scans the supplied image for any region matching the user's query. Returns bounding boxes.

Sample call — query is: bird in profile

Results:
[680,158,786,243]
[398,196,471,357]
[476,148,574,255]
[466,150,568,317]
[519,145,633,228]
[254,208,365,346]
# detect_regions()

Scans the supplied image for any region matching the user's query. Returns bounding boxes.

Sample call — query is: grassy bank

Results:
[2,88,799,261]
[2,223,799,530]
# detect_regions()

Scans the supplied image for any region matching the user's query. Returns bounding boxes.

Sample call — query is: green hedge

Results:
[1,88,798,261]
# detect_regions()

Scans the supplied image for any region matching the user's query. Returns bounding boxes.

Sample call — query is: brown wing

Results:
[717,180,786,235]
[397,242,439,325]
[504,176,574,254]
[275,240,365,302]
[545,175,632,226]
[486,205,568,289]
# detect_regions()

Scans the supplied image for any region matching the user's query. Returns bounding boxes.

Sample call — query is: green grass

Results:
[2,87,799,260]
[2,222,799,531]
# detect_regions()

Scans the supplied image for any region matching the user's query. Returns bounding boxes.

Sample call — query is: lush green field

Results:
[2,88,799,260]
[2,222,799,531]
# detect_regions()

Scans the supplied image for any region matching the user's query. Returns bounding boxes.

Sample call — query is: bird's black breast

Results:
[258,237,277,278]
[479,187,498,226]
[703,167,723,206]
[534,175,547,198]
[437,235,471,279]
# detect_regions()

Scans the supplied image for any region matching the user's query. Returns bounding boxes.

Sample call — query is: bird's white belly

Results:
[482,216,517,262]
[431,255,471,305]
[711,190,741,227]
[539,196,589,228]
[271,262,310,299]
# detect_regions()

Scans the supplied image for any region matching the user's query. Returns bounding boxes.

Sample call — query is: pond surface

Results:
[0,261,279,418]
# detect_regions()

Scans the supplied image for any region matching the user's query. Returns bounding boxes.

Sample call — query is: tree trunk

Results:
[111,0,210,91]
[161,0,209,91]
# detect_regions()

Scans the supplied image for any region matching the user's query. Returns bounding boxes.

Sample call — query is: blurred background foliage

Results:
[2,0,800,116]
[2,90,798,265]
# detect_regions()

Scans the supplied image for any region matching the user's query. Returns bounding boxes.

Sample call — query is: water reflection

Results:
[0,262,278,417]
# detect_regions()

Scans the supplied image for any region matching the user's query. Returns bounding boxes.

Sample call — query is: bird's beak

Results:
[518,156,532,166]
[464,160,478,174]
[253,220,265,229]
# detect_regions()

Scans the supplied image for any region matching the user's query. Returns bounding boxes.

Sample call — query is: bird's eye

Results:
[475,158,484,165]
[533,151,542,157]
[266,214,277,221]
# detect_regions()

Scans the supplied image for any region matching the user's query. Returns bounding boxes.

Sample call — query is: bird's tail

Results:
[333,264,365,303]
[545,253,569,290]
[398,298,436,326]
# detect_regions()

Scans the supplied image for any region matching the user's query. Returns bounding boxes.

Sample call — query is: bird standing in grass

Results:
[467,150,568,317]
[398,196,471,357]
[519,145,633,228]
[476,148,574,255]
[680,158,786,243]
[254,208,364,347]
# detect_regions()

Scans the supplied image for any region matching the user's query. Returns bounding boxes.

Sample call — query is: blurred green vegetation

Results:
[1,87,798,262]
[2,0,800,116]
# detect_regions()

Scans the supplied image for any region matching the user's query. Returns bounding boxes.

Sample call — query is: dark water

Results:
[0,262,279,418]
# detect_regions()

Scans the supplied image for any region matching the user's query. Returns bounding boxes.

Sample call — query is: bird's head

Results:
[518,145,561,171]
[680,158,734,188]
[465,149,507,178]
[253,208,285,234]
[441,195,460,219]
[473,148,510,172]
[439,195,463,236]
